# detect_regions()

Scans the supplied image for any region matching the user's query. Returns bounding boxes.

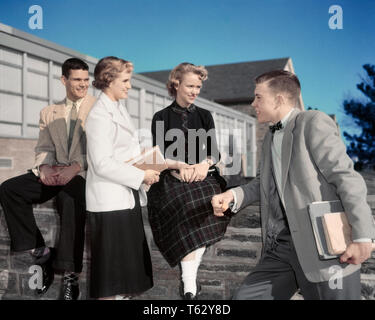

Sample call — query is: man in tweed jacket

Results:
[212,70,375,300]
[0,58,95,299]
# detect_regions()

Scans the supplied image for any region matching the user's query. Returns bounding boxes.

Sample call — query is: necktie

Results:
[269,121,283,133]
[68,102,78,151]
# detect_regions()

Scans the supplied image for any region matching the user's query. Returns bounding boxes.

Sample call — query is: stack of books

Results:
[308,200,375,260]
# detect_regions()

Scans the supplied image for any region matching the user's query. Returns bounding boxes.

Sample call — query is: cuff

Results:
[230,187,244,213]
[353,238,372,243]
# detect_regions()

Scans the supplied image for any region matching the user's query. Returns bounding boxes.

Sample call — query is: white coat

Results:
[85,92,146,212]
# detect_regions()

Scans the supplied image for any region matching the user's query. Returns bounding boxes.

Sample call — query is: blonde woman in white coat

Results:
[85,56,159,300]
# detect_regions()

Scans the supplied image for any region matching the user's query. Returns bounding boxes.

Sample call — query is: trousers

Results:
[0,172,86,273]
[233,232,361,300]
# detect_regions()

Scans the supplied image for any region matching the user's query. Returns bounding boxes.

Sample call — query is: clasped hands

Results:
[178,161,210,183]
[39,163,81,186]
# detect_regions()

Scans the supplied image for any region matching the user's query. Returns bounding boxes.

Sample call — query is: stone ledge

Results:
[1,196,375,300]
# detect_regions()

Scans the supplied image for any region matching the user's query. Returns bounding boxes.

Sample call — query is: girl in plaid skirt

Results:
[148,63,231,300]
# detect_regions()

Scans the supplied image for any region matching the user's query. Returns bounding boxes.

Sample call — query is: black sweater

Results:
[151,101,220,164]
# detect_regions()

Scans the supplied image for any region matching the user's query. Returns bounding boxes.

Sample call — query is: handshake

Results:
[211,190,235,217]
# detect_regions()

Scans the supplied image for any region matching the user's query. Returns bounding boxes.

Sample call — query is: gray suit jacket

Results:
[32,95,96,178]
[233,109,375,282]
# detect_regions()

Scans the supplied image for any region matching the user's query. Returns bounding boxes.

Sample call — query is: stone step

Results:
[1,196,375,300]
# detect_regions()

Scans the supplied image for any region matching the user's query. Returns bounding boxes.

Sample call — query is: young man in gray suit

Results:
[211,70,375,300]
[0,58,96,300]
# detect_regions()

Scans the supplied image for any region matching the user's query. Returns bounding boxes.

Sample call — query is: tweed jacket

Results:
[232,109,375,282]
[32,95,96,178]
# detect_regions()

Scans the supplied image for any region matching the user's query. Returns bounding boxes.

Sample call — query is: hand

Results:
[176,161,191,170]
[211,190,234,217]
[179,167,195,183]
[40,165,57,186]
[340,242,373,265]
[188,162,210,183]
[165,159,190,170]
[39,165,59,186]
[143,170,160,186]
[54,163,81,185]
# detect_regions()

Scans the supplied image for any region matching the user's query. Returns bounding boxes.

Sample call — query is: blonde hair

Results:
[93,56,133,90]
[166,62,208,97]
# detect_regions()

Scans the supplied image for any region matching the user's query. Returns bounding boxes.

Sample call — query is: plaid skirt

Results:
[147,170,231,267]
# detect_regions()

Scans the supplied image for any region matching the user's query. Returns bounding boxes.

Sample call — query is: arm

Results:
[152,110,193,180]
[85,105,145,190]
[232,166,261,212]
[306,112,375,240]
[70,139,87,174]
[212,167,261,216]
[165,159,190,170]
[151,112,165,151]
[188,111,219,182]
[306,112,375,264]
[33,109,56,176]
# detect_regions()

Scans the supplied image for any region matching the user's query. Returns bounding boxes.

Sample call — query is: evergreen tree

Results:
[343,64,375,170]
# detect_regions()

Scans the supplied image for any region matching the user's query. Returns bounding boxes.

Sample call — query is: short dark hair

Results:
[62,58,89,78]
[92,56,133,90]
[255,70,301,103]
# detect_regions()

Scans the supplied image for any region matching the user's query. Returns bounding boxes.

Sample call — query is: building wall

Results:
[0,138,37,182]
[0,23,257,181]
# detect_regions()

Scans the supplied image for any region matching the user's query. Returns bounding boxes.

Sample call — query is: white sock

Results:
[115,295,131,300]
[195,247,206,267]
[181,247,206,295]
[181,259,198,295]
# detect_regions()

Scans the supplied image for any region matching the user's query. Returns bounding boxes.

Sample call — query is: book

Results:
[308,200,375,260]
[322,212,352,255]
[126,145,168,172]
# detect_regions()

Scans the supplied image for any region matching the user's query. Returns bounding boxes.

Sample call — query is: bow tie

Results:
[269,121,283,133]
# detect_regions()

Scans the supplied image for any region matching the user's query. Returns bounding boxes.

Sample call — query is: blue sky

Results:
[1,0,374,140]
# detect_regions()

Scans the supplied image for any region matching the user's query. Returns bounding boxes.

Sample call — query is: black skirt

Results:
[147,170,231,267]
[89,191,153,298]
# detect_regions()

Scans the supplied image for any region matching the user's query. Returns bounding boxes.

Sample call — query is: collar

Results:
[171,101,196,114]
[99,92,121,110]
[66,97,84,109]
[276,108,296,131]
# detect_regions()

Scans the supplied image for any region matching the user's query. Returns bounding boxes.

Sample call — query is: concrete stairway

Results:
[0,198,375,300]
